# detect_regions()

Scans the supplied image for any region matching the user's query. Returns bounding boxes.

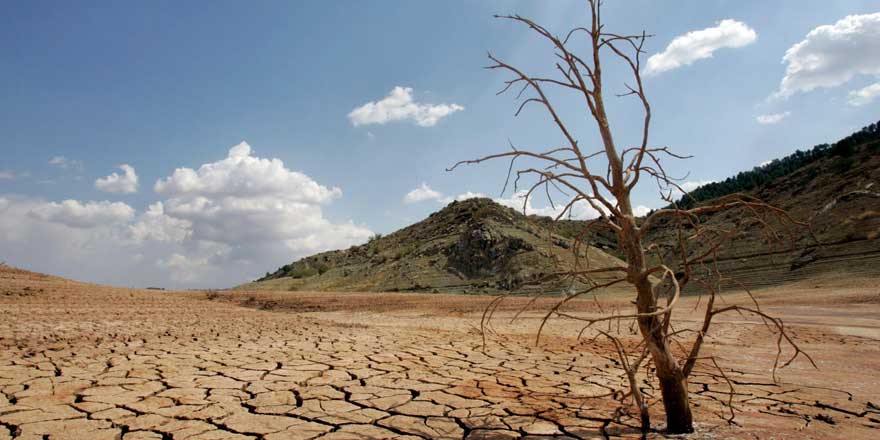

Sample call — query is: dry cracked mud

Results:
[1,266,879,439]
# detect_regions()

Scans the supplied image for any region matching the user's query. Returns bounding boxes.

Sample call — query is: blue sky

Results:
[1,1,879,288]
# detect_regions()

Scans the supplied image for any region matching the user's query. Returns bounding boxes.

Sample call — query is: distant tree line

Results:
[673,120,880,209]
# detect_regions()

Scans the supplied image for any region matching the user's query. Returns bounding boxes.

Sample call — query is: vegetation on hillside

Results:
[675,120,880,209]
[247,197,623,293]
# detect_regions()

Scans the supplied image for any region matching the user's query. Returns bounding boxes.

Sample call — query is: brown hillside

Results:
[242,198,624,293]
[641,140,880,291]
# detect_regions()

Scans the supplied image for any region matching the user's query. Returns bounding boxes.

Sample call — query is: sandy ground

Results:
[1,265,878,439]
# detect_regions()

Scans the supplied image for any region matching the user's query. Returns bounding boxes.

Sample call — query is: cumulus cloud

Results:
[128,202,192,243]
[645,19,757,75]
[632,205,653,217]
[0,196,153,286]
[156,252,217,284]
[679,180,715,193]
[776,13,880,98]
[95,164,139,194]
[404,187,482,206]
[403,183,444,203]
[348,87,464,127]
[48,156,84,171]
[847,82,880,106]
[440,191,487,204]
[28,200,135,229]
[756,112,791,125]
[153,141,368,252]
[155,142,341,204]
[1,141,371,288]
[152,142,371,282]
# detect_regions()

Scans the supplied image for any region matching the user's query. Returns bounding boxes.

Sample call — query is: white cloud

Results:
[1,141,371,288]
[153,141,371,282]
[0,171,14,180]
[95,164,139,194]
[404,187,485,206]
[633,205,653,217]
[494,190,603,220]
[0,196,153,286]
[440,191,487,204]
[645,19,757,75]
[776,13,880,98]
[348,87,463,127]
[155,141,340,204]
[403,183,444,203]
[847,82,880,106]
[48,156,84,171]
[156,252,217,284]
[756,112,791,125]
[128,202,191,243]
[28,199,135,229]
[678,180,715,193]
[494,190,556,217]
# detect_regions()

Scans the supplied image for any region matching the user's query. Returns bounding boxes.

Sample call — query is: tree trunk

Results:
[635,279,694,433]
[616,165,694,433]
[651,340,694,433]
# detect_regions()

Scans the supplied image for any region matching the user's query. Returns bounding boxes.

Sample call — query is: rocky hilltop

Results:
[241,198,623,293]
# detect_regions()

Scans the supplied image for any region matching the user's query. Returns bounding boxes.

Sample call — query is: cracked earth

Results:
[1,266,879,439]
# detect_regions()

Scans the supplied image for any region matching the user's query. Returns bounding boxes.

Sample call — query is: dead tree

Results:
[450,0,815,434]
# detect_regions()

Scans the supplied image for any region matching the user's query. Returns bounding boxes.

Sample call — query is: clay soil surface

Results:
[1,265,878,439]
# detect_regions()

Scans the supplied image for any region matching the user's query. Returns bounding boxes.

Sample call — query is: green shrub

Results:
[289,266,319,279]
[832,157,855,173]
[831,140,855,157]
[313,262,330,275]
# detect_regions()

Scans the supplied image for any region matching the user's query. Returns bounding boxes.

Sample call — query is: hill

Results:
[248,120,880,294]
[241,198,624,293]
[641,120,880,290]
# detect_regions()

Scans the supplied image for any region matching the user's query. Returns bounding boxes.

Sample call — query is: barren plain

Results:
[1,264,878,439]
